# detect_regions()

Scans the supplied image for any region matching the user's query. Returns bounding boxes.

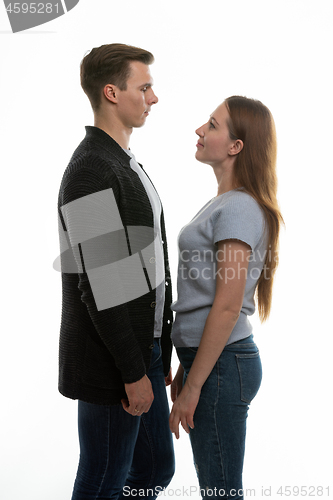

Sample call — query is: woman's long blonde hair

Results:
[225,96,284,321]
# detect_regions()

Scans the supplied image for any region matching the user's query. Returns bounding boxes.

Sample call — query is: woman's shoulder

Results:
[214,189,262,215]
[211,189,267,248]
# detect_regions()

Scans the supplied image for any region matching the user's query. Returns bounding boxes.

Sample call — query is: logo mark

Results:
[54,188,165,311]
[3,0,80,33]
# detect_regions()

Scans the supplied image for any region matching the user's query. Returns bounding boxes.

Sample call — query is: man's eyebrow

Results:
[140,82,153,88]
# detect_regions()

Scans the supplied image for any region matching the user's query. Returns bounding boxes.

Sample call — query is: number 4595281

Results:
[277,486,330,496]
[6,3,59,14]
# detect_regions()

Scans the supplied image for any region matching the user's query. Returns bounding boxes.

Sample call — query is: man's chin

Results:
[133,118,147,128]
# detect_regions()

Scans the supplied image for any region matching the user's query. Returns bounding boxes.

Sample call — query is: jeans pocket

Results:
[150,340,162,366]
[236,352,262,404]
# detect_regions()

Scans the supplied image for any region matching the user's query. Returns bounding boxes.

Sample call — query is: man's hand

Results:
[165,367,172,387]
[121,375,154,416]
[170,363,184,402]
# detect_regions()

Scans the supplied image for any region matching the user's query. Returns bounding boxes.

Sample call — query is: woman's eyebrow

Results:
[210,116,219,125]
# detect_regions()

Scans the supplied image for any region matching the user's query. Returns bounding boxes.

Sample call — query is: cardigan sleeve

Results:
[59,162,147,384]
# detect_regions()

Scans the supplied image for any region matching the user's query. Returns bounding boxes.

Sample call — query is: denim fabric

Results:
[71,339,175,499]
[177,335,262,500]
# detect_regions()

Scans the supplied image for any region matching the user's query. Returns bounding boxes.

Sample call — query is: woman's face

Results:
[195,102,236,167]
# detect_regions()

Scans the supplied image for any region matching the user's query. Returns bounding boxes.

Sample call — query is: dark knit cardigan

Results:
[58,126,173,405]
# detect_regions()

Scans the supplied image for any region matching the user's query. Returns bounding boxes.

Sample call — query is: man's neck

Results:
[94,115,132,150]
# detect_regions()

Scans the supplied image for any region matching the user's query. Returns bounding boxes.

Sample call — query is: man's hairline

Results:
[122,60,154,91]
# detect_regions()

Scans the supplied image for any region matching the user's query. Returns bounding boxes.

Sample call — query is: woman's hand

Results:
[169,381,200,439]
[169,240,250,438]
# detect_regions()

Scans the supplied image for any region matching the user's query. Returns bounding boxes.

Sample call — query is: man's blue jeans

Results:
[177,335,262,500]
[71,339,175,499]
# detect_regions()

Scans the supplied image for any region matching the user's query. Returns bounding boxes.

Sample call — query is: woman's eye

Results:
[209,121,215,129]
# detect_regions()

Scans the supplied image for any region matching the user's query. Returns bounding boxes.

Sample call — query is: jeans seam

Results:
[224,343,253,351]
[141,414,157,489]
[95,405,111,499]
[213,361,226,494]
[235,352,259,359]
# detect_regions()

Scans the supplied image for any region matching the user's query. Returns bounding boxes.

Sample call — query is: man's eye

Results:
[142,87,148,92]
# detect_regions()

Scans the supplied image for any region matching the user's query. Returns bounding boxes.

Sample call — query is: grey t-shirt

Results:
[171,189,268,347]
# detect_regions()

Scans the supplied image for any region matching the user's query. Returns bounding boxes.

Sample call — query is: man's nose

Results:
[148,90,158,105]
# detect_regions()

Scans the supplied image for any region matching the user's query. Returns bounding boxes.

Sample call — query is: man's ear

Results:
[229,139,244,156]
[103,84,118,104]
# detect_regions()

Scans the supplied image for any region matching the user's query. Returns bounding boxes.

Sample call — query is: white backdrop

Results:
[1,1,332,499]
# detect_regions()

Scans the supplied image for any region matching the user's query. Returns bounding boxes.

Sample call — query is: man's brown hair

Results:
[80,43,154,111]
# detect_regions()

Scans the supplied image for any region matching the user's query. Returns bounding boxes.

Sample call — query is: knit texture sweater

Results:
[57,126,173,405]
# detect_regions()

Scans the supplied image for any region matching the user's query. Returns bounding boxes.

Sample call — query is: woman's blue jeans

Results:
[177,335,262,500]
[71,339,175,499]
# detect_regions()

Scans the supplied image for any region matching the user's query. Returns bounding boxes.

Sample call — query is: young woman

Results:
[169,96,283,500]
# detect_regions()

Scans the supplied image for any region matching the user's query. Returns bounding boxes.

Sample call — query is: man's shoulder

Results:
[70,132,130,171]
[61,133,131,188]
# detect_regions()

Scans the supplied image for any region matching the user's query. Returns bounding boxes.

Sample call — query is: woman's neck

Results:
[213,165,236,196]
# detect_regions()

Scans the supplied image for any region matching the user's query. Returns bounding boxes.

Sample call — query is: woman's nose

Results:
[195,125,204,137]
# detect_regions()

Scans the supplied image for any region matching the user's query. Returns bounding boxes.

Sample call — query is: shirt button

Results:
[150,301,156,308]
[149,257,156,264]
[149,344,154,350]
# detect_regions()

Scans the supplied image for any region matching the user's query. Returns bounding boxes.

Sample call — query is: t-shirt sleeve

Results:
[211,193,265,252]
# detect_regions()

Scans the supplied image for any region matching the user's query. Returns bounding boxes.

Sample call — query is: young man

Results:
[57,44,175,499]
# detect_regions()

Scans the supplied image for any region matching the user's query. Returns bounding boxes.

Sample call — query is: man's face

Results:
[116,61,158,129]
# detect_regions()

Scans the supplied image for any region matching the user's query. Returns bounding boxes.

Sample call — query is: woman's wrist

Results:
[184,375,203,393]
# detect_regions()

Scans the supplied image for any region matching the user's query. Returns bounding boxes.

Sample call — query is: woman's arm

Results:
[169,239,251,438]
